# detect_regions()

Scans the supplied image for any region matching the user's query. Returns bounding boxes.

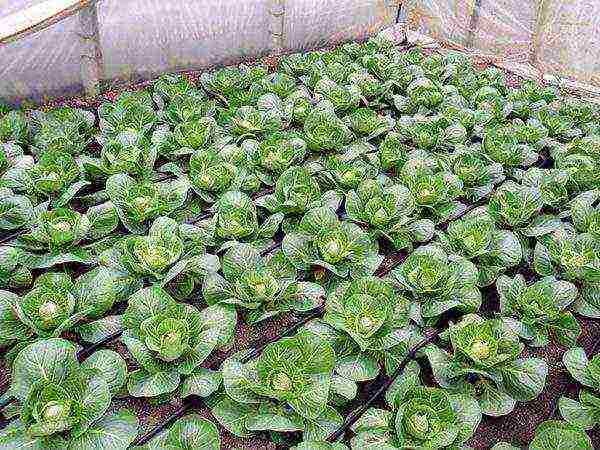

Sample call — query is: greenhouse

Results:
[0,0,599,449]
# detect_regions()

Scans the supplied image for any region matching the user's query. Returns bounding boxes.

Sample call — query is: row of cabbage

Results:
[0,32,598,449]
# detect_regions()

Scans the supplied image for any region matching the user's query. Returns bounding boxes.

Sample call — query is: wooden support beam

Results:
[465,0,483,48]
[269,0,286,55]
[79,2,103,97]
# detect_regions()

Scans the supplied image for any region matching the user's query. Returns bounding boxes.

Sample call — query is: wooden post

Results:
[465,0,483,48]
[269,0,286,55]
[530,0,550,66]
[78,1,103,98]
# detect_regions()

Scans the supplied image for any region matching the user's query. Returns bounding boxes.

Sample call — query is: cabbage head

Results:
[203,243,324,323]
[283,206,382,279]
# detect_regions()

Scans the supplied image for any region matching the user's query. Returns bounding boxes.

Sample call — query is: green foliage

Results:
[134,414,220,450]
[423,314,548,417]
[283,206,382,278]
[0,338,137,449]
[393,244,481,319]
[529,420,592,450]
[497,274,580,347]
[346,178,434,250]
[121,286,234,397]
[437,208,522,286]
[1,32,599,449]
[203,243,324,323]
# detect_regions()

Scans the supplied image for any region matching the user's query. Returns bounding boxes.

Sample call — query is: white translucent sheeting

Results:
[285,0,395,51]
[404,0,600,86]
[0,0,394,104]
[0,0,46,20]
[97,0,273,83]
[0,12,83,104]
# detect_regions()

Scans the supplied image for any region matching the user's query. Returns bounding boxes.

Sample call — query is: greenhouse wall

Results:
[404,0,600,86]
[0,0,396,105]
[1,0,599,106]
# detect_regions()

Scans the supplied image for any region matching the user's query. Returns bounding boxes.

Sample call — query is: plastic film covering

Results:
[0,0,395,104]
[285,0,395,51]
[0,0,84,103]
[404,0,600,87]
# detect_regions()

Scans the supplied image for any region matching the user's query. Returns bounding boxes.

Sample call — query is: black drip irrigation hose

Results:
[131,404,188,446]
[326,328,441,443]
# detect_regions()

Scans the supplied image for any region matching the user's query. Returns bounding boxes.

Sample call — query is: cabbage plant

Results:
[200,64,267,105]
[254,72,298,98]
[188,144,259,203]
[534,223,600,318]
[282,206,382,279]
[534,224,600,284]
[422,314,548,417]
[437,208,522,286]
[395,115,467,151]
[152,74,196,107]
[241,131,307,184]
[559,347,600,431]
[443,145,504,200]
[196,190,283,251]
[536,106,581,142]
[106,173,190,233]
[172,117,220,151]
[392,244,481,320]
[352,359,481,449]
[529,420,592,450]
[0,188,34,231]
[121,286,235,397]
[29,107,95,156]
[569,188,600,237]
[313,78,361,113]
[321,276,414,376]
[0,338,138,449]
[133,415,220,450]
[400,152,465,223]
[346,179,434,250]
[0,111,28,144]
[303,101,354,152]
[159,90,216,125]
[392,77,444,114]
[225,106,285,137]
[256,166,340,216]
[0,268,118,361]
[343,108,395,140]
[377,132,410,173]
[5,150,87,206]
[82,130,157,179]
[481,125,538,168]
[216,333,337,439]
[0,246,32,289]
[98,91,158,141]
[17,208,98,268]
[496,274,580,347]
[0,142,33,184]
[552,135,600,192]
[317,143,380,191]
[203,243,324,323]
[348,71,392,107]
[488,181,560,237]
[100,216,219,296]
[514,167,571,210]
